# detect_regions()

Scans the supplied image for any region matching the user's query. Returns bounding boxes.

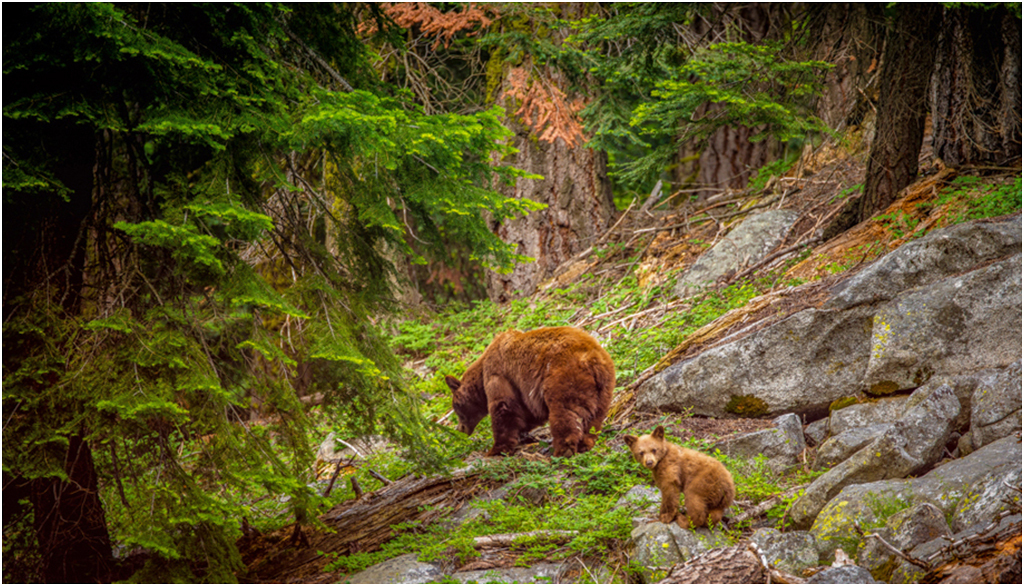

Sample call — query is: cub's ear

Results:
[444,375,461,393]
[652,426,665,440]
[623,435,638,448]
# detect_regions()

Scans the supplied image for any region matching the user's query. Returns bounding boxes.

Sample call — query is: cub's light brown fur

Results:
[624,426,735,529]
[446,326,615,458]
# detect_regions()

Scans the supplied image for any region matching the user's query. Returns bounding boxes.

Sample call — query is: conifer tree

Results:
[2,3,535,580]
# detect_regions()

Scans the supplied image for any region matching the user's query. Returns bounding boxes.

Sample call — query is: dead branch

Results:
[730,485,806,526]
[724,236,823,287]
[472,530,578,549]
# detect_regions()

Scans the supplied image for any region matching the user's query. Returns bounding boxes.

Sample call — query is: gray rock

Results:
[345,553,444,584]
[826,216,1022,311]
[862,254,1022,395]
[828,397,907,436]
[749,528,819,574]
[640,221,1022,423]
[448,563,562,584]
[806,418,830,446]
[616,485,661,511]
[637,305,876,418]
[628,522,731,582]
[806,565,880,584]
[815,424,891,469]
[856,503,952,582]
[808,435,1021,560]
[971,360,1022,450]
[714,413,806,474]
[790,383,961,528]
[674,209,800,297]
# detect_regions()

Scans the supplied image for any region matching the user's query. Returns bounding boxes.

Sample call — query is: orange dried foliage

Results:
[360,2,495,49]
[505,66,586,148]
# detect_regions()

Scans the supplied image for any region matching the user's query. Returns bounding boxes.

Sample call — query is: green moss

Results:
[724,395,769,417]
[867,380,900,396]
[829,396,859,412]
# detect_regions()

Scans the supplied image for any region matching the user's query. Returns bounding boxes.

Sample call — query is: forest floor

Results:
[238,140,1022,583]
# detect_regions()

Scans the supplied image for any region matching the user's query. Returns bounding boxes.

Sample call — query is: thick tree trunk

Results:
[810,3,886,135]
[486,119,615,302]
[857,4,943,223]
[30,435,114,583]
[932,5,1022,166]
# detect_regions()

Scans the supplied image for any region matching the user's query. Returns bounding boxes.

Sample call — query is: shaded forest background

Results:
[2,3,1020,582]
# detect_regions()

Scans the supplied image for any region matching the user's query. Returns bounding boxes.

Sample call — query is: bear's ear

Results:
[444,375,461,393]
[623,435,637,448]
[652,426,665,440]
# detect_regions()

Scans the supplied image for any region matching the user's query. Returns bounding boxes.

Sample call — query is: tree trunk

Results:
[30,435,115,583]
[932,5,1022,166]
[485,118,615,302]
[672,4,787,200]
[857,4,942,223]
[810,3,886,135]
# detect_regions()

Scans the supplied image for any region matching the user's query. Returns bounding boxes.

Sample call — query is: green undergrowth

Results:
[324,438,645,575]
[324,427,826,577]
[878,174,1021,240]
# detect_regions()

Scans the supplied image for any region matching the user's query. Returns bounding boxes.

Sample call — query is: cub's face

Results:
[624,425,668,470]
[445,375,485,436]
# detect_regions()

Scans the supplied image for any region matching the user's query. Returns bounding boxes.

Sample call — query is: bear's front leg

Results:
[548,405,589,458]
[485,376,527,457]
[657,482,682,524]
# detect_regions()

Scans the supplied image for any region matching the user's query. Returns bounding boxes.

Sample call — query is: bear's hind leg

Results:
[682,490,709,529]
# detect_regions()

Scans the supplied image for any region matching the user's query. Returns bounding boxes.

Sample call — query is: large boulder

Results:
[789,383,961,528]
[861,254,1022,395]
[636,218,1022,420]
[808,434,1022,560]
[826,216,1021,311]
[637,305,876,419]
[713,413,806,474]
[969,360,1022,451]
[674,209,800,298]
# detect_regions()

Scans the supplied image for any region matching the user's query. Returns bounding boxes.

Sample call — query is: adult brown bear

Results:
[445,326,615,457]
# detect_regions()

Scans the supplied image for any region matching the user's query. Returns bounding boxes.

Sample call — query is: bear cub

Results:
[624,426,734,529]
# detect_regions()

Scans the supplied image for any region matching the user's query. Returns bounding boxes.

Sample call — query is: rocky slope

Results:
[241,162,1021,584]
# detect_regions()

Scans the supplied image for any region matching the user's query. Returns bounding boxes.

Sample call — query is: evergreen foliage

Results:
[3,3,536,580]
[565,4,832,190]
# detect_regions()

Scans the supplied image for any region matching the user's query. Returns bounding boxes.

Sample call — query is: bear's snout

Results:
[643,457,657,469]
[458,422,474,435]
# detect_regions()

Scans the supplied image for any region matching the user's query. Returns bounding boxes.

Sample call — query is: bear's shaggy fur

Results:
[445,326,615,458]
[624,426,735,529]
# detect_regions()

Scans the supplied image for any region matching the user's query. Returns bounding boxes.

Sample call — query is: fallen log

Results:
[658,544,768,584]
[240,468,501,583]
